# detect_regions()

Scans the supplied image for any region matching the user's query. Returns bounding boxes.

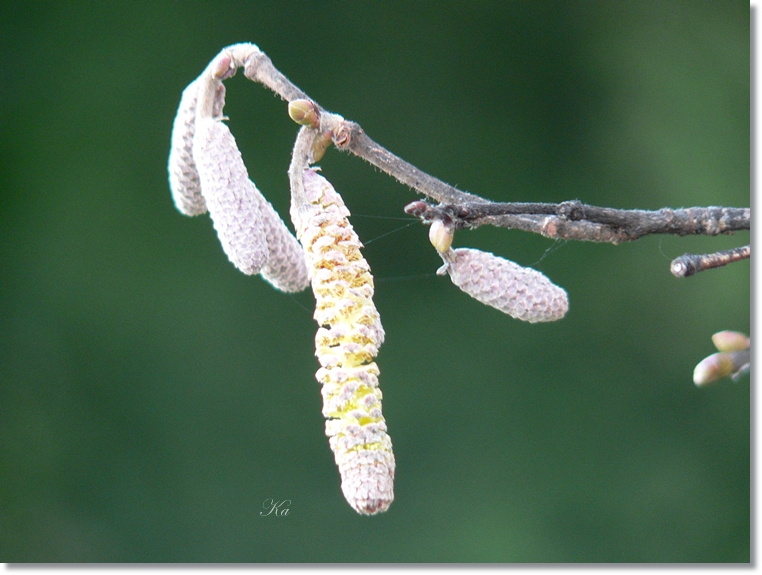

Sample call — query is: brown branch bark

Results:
[403,200,750,244]
[671,245,751,277]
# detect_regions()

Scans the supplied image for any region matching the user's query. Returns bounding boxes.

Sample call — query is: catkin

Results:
[446,247,568,322]
[298,169,394,515]
[168,80,226,216]
[258,191,309,292]
[192,116,269,275]
[170,70,307,290]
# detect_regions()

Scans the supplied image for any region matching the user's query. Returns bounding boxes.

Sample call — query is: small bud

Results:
[428,219,454,253]
[693,352,736,386]
[403,200,433,219]
[310,131,334,163]
[193,117,268,274]
[445,248,568,322]
[211,54,233,79]
[288,99,320,128]
[711,331,750,352]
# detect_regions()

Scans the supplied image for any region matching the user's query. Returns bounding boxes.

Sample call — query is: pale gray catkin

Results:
[168,80,226,216]
[446,248,568,322]
[193,116,269,275]
[257,188,309,292]
[172,69,307,290]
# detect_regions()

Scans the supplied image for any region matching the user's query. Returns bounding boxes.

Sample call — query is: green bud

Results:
[693,352,735,386]
[711,331,750,352]
[288,99,320,128]
[428,219,454,253]
[311,131,333,162]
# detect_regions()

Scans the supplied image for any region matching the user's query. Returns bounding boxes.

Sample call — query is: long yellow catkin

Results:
[298,168,394,515]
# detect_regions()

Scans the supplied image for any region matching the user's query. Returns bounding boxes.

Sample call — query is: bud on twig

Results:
[711,331,750,353]
[428,219,454,253]
[693,331,750,386]
[693,353,731,386]
[288,99,320,128]
[441,248,569,323]
[310,131,334,163]
[671,245,750,278]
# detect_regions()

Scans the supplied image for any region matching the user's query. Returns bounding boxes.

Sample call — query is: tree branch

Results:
[329,121,487,206]
[213,43,749,257]
[171,43,751,395]
[403,200,750,244]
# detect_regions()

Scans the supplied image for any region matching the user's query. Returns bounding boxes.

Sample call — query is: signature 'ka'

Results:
[166,43,584,516]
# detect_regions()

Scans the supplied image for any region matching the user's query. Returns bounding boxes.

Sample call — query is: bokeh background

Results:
[0,0,750,563]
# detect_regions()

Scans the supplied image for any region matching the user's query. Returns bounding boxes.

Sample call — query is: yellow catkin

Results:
[298,169,394,515]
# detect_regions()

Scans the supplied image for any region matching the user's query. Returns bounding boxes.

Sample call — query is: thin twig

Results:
[329,121,487,206]
[441,200,749,236]
[288,125,318,219]
[671,245,751,278]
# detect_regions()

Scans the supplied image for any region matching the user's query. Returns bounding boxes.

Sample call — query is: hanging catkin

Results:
[192,115,269,275]
[174,59,308,290]
[168,80,226,216]
[258,190,309,292]
[297,168,394,515]
[444,248,568,322]
[192,114,309,290]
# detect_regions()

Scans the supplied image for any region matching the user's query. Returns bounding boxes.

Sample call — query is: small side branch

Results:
[671,245,751,277]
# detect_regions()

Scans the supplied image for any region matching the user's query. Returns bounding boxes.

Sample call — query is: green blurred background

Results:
[0,0,750,563]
